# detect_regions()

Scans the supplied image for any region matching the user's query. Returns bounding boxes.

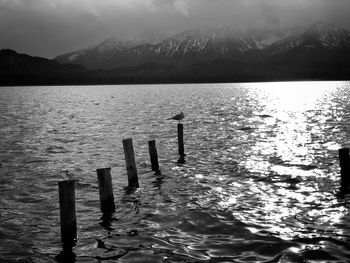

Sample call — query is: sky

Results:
[1,0,350,58]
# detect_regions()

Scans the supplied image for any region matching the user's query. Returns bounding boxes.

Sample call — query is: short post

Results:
[97,168,115,214]
[58,180,77,247]
[148,140,160,174]
[339,148,350,186]
[177,123,186,163]
[122,138,139,188]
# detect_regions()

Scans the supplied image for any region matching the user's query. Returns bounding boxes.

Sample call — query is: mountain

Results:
[0,49,85,85]
[260,21,350,79]
[139,26,294,67]
[55,38,144,69]
[55,21,350,71]
[146,26,251,66]
[266,21,350,56]
[2,21,350,86]
[0,49,84,73]
[54,25,296,69]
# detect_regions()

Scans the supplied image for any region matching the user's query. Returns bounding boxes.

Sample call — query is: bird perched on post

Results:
[60,170,75,181]
[168,112,184,123]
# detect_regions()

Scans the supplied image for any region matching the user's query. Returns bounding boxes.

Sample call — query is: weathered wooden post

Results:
[97,168,115,214]
[58,180,77,247]
[123,138,139,188]
[148,140,161,175]
[177,123,186,163]
[339,148,350,186]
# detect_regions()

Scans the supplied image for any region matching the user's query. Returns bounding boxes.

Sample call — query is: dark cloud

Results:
[0,0,349,58]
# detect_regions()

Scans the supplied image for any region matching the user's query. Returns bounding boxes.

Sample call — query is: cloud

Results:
[155,0,190,16]
[9,0,192,16]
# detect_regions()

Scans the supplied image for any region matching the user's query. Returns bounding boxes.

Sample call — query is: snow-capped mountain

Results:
[144,26,252,66]
[92,38,145,54]
[144,25,300,66]
[3,21,350,85]
[245,27,299,50]
[154,26,249,56]
[55,38,144,68]
[54,21,350,70]
[266,21,350,55]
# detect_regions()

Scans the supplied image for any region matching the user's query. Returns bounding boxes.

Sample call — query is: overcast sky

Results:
[1,0,350,58]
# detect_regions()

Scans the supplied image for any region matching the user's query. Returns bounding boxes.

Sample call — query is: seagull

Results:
[63,170,75,180]
[168,112,184,123]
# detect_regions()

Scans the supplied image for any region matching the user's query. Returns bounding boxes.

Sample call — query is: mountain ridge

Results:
[1,21,350,85]
[53,21,349,70]
[0,49,84,73]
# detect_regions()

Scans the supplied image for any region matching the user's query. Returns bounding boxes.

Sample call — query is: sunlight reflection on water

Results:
[210,82,349,240]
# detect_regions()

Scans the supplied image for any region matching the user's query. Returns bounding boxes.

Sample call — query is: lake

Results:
[0,81,350,262]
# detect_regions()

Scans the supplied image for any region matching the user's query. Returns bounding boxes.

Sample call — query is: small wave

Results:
[45,145,71,154]
[177,210,248,236]
[282,163,318,171]
[54,138,77,143]
[46,129,59,134]
[25,159,50,164]
[238,127,256,131]
[258,114,273,118]
[268,156,284,165]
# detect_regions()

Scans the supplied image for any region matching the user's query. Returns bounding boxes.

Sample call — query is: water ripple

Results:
[0,82,350,262]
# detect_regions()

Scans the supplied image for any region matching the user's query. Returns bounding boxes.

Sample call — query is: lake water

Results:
[0,81,350,263]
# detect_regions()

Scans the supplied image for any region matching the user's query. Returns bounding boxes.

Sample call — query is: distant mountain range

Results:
[1,21,350,85]
[55,25,297,69]
[55,21,350,69]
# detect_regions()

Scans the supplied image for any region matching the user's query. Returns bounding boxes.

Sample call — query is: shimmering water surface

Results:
[0,82,350,263]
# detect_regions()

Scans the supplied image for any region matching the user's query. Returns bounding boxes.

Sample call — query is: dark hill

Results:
[0,49,84,73]
[0,49,85,85]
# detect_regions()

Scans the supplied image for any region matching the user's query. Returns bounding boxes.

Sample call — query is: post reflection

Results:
[152,173,164,191]
[99,212,115,232]
[122,187,141,215]
[55,242,76,263]
[337,183,350,199]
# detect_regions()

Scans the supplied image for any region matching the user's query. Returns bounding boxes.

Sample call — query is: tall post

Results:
[97,168,115,214]
[177,123,185,163]
[58,180,77,248]
[123,138,139,188]
[339,148,350,186]
[177,124,184,156]
[148,140,160,174]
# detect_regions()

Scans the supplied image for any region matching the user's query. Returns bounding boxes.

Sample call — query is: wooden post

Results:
[148,140,160,174]
[122,138,139,188]
[58,180,77,247]
[177,124,184,156]
[339,148,350,186]
[177,123,186,163]
[97,168,115,214]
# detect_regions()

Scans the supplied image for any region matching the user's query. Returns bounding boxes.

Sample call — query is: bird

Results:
[168,112,184,123]
[63,170,75,180]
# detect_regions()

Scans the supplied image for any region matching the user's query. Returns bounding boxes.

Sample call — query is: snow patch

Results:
[68,54,79,62]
